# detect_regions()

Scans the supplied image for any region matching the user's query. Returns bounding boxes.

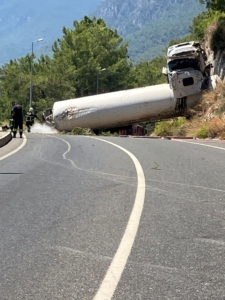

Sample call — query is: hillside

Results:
[92,0,206,63]
[0,0,206,66]
[0,0,102,65]
[151,19,225,140]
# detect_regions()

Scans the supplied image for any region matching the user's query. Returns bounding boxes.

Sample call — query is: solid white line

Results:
[0,135,27,161]
[173,139,225,151]
[54,135,146,298]
[91,138,146,300]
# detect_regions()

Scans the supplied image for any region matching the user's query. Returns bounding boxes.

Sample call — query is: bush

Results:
[71,127,95,135]
[195,125,210,138]
[173,125,187,136]
[153,121,173,136]
[60,127,95,135]
[99,131,113,136]
[153,117,188,136]
[172,117,187,127]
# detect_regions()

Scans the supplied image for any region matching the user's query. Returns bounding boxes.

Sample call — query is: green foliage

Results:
[99,131,113,136]
[61,127,95,135]
[168,9,225,46]
[172,117,187,127]
[145,123,156,135]
[189,9,225,52]
[1,15,183,124]
[0,5,222,128]
[153,121,173,136]
[0,56,31,120]
[200,0,225,12]
[0,80,10,121]
[189,11,211,40]
[0,17,134,122]
[93,0,206,64]
[195,124,209,138]
[189,10,225,44]
[121,0,206,64]
[131,56,167,87]
[71,127,95,135]
[52,17,133,97]
[153,117,188,137]
[172,117,187,136]
[60,128,118,136]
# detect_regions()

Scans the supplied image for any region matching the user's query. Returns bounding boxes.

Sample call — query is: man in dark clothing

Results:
[11,101,23,138]
[26,107,40,132]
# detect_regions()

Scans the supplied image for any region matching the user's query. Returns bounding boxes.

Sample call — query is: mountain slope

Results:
[0,0,206,66]
[92,0,206,63]
[0,0,102,65]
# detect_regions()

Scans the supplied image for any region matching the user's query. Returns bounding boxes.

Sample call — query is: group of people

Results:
[10,101,40,138]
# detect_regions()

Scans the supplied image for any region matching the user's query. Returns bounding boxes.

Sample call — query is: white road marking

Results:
[91,138,146,300]
[194,238,225,246]
[173,139,225,151]
[147,179,225,193]
[0,135,27,161]
[59,135,146,299]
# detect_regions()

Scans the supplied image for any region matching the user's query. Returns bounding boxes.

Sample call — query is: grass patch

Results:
[60,127,95,135]
[195,124,210,138]
[59,128,119,136]
[152,117,188,137]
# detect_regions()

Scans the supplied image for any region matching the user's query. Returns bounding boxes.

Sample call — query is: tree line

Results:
[0,0,224,123]
[0,17,166,121]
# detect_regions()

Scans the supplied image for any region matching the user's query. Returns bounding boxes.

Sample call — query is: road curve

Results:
[1,134,225,299]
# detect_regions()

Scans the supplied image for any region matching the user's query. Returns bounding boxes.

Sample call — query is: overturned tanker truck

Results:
[43,41,216,132]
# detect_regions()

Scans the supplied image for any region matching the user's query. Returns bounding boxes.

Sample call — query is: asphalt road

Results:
[0,133,225,300]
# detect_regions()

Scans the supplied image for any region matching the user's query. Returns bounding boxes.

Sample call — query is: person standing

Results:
[26,107,40,132]
[11,101,23,138]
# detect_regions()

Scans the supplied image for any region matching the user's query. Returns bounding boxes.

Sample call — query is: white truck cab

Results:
[163,41,211,99]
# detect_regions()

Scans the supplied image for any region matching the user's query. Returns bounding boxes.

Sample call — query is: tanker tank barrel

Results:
[43,41,216,132]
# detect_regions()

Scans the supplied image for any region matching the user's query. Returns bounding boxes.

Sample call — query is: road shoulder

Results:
[0,133,27,160]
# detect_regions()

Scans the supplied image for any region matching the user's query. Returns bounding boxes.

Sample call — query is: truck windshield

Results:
[168,58,199,72]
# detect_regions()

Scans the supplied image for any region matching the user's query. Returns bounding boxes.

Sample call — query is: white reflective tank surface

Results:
[53,84,173,131]
[52,84,201,131]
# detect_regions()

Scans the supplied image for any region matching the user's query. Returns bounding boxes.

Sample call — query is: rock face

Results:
[203,23,225,81]
[213,52,225,80]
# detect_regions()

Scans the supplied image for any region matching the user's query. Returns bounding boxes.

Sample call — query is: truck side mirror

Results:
[162,67,168,75]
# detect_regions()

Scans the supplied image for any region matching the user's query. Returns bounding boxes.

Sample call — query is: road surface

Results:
[1,134,225,299]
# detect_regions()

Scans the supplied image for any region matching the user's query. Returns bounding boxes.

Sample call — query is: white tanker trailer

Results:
[43,41,216,132]
[51,84,201,131]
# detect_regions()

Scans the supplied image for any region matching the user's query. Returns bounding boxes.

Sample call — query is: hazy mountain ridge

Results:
[0,0,103,65]
[0,0,206,66]
[93,0,206,63]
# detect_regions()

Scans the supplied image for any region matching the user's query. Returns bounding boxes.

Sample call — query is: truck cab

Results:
[162,41,210,99]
